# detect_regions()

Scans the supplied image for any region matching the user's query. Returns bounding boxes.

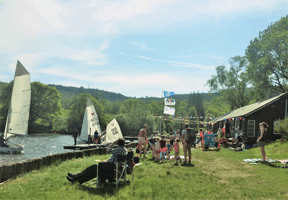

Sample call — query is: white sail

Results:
[79,98,102,142]
[5,61,31,138]
[102,118,123,144]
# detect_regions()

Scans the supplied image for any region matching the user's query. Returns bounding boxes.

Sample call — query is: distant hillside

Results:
[0,81,7,96]
[48,84,129,102]
[0,82,218,107]
[139,93,219,102]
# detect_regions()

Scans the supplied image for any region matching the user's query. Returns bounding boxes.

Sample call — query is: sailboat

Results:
[78,98,102,144]
[0,61,31,154]
[101,118,124,145]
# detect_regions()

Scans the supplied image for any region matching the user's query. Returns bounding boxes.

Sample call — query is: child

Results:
[173,139,182,165]
[155,137,161,161]
[160,136,167,163]
[169,133,174,152]
[166,136,170,153]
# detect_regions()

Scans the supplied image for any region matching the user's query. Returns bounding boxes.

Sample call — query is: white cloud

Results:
[138,56,215,69]
[173,54,225,60]
[131,41,154,51]
[38,67,210,97]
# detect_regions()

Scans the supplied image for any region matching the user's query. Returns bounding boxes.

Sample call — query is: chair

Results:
[96,154,129,188]
[115,154,127,188]
[127,151,134,182]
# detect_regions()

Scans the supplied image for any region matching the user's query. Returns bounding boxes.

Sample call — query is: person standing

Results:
[257,122,268,161]
[169,133,174,152]
[174,130,177,137]
[159,136,167,163]
[149,131,156,159]
[73,127,79,145]
[93,130,99,144]
[181,125,194,166]
[138,125,148,159]
[173,139,182,165]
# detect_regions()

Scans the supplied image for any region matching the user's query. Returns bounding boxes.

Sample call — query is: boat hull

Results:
[0,141,24,154]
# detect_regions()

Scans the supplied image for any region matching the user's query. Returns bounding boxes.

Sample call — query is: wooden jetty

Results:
[63,144,107,150]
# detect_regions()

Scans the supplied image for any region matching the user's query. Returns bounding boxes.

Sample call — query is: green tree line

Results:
[0,81,207,136]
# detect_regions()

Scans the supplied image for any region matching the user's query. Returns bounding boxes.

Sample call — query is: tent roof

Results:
[215,93,287,122]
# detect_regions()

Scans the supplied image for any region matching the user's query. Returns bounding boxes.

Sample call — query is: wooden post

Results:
[38,158,44,169]
[46,156,52,166]
[15,162,24,176]
[34,158,40,170]
[42,156,47,166]
[11,164,16,178]
[60,153,66,161]
[23,161,27,173]
[84,150,90,157]
[27,160,33,172]
[1,165,12,182]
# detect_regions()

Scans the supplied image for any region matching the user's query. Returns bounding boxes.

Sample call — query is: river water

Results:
[0,133,75,167]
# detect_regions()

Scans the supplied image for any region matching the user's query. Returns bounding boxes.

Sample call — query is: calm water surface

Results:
[0,133,75,166]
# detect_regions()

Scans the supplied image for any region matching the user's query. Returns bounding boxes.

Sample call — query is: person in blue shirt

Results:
[93,130,99,144]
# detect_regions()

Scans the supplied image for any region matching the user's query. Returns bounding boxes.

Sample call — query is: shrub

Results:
[274,118,288,139]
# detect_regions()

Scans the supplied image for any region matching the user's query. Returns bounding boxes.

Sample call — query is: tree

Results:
[149,101,162,116]
[174,101,188,117]
[67,93,108,133]
[187,106,197,117]
[204,96,230,118]
[245,15,288,99]
[0,82,62,133]
[206,56,253,110]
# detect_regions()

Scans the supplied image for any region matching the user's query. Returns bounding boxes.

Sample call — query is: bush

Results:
[274,118,288,139]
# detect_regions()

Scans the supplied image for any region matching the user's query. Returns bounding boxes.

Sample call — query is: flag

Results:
[164,98,176,106]
[163,91,175,97]
[163,106,175,115]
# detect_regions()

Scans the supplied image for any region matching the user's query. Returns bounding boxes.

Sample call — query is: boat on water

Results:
[63,118,124,150]
[77,98,102,144]
[0,61,31,154]
[101,118,124,145]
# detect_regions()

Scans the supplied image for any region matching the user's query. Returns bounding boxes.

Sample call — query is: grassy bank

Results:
[1,141,288,199]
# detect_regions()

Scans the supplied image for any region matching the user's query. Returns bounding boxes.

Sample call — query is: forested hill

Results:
[139,93,219,102]
[50,84,219,103]
[0,81,6,95]
[0,81,218,103]
[47,84,129,102]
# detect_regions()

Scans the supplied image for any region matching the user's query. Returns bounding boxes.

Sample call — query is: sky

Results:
[0,0,287,98]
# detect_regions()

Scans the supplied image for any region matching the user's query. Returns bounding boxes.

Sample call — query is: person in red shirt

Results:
[222,125,226,137]
[199,129,204,144]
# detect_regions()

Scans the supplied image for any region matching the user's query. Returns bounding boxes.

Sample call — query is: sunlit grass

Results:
[1,141,288,199]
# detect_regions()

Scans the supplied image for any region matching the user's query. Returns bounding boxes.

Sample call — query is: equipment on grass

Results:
[202,134,220,151]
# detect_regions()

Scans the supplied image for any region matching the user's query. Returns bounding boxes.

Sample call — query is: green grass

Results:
[1,141,288,199]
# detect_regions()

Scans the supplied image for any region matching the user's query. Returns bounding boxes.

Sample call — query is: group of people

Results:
[137,124,195,166]
[72,127,100,145]
[66,121,269,185]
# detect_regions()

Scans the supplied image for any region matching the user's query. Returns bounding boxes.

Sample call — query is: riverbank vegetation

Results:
[0,141,288,199]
